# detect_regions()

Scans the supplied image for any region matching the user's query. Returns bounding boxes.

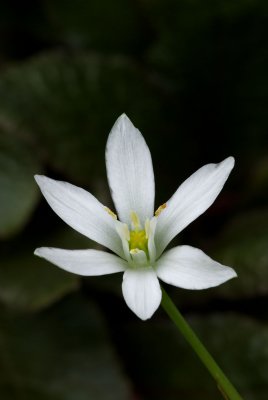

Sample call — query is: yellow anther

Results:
[155,203,167,217]
[130,211,141,231]
[104,207,117,220]
[130,248,139,255]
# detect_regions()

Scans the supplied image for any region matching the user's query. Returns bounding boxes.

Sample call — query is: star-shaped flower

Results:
[34,114,237,320]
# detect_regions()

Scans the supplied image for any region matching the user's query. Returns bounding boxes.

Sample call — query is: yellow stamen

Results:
[145,219,150,239]
[130,211,141,231]
[122,223,130,241]
[104,207,117,220]
[155,203,167,217]
[130,248,139,255]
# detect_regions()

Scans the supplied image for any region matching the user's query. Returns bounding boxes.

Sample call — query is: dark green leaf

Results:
[0,52,164,185]
[0,133,41,238]
[120,312,266,399]
[44,0,148,54]
[0,229,93,312]
[211,209,268,298]
[0,294,131,399]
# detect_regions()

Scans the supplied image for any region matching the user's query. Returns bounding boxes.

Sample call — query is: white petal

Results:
[122,267,162,320]
[115,220,131,262]
[105,114,155,225]
[145,217,157,263]
[155,157,235,256]
[34,247,127,276]
[35,175,124,258]
[130,249,148,266]
[156,245,237,289]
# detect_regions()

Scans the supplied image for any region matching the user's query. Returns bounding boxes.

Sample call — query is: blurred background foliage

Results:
[0,0,267,398]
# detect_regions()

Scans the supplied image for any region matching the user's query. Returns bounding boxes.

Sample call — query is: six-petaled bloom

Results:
[34,114,237,320]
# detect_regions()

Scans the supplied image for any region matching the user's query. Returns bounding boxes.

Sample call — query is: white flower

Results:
[34,114,237,320]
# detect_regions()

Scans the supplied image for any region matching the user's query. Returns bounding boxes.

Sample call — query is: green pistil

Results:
[129,230,148,254]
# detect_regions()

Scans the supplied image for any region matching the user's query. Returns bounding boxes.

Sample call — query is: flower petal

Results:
[35,175,124,258]
[130,249,147,266]
[105,114,155,225]
[34,247,127,276]
[115,220,131,262]
[156,245,237,289]
[146,217,157,263]
[155,157,235,256]
[122,267,162,320]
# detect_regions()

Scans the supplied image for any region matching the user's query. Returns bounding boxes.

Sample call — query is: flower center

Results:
[114,209,157,266]
[129,230,148,253]
[128,211,149,255]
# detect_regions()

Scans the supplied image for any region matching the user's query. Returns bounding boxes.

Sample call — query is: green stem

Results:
[161,288,243,400]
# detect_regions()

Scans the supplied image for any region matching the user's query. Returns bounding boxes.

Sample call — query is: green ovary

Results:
[129,230,148,253]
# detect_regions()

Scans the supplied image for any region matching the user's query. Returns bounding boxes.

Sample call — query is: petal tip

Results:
[34,247,51,258]
[131,307,156,321]
[220,266,237,285]
[138,314,151,321]
[118,112,129,120]
[114,113,133,132]
[223,156,235,170]
[34,174,42,182]
[34,174,48,187]
[229,267,238,279]
[34,247,42,257]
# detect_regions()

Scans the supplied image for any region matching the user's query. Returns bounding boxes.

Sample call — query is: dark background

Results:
[0,0,268,399]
